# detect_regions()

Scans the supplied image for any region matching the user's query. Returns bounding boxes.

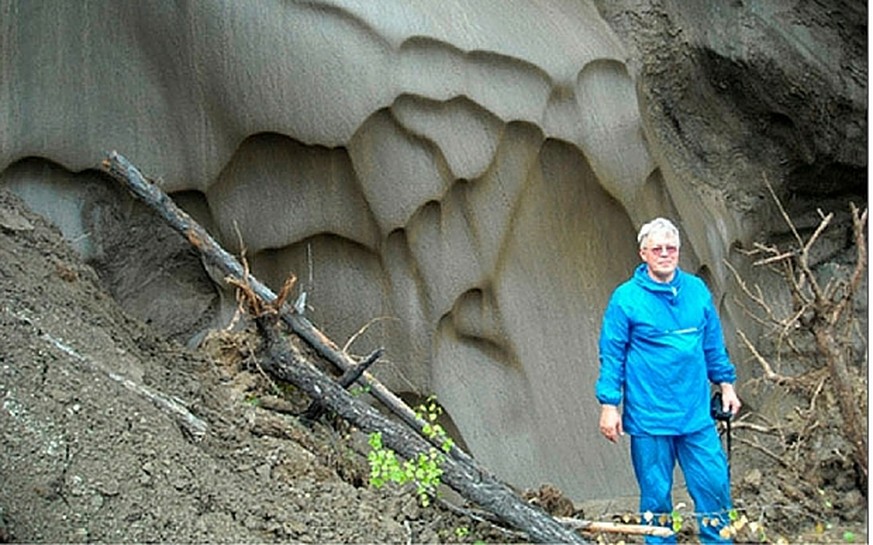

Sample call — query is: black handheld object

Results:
[711,391,733,482]
[710,392,733,421]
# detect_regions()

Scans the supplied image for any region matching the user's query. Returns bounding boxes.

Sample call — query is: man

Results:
[595,217,741,544]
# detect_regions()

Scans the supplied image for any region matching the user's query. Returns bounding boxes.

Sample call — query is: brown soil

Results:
[0,188,866,543]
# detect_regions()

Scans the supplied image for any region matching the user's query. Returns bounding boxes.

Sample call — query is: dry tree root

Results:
[225,240,297,320]
[726,174,868,494]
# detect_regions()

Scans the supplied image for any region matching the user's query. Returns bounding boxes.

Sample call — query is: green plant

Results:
[367,396,453,506]
[417,395,455,453]
[349,384,371,397]
[367,431,408,485]
[670,509,684,533]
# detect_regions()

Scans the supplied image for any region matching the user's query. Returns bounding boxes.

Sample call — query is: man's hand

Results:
[719,383,742,416]
[599,405,623,443]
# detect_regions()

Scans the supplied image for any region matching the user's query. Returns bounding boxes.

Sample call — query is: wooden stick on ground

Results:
[100,151,587,544]
[440,500,675,540]
[9,307,208,440]
[556,517,675,538]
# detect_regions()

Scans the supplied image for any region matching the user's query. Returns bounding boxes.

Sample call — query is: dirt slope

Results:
[0,188,506,543]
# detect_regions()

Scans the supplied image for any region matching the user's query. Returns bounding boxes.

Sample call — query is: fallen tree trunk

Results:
[100,151,587,543]
[100,151,485,474]
[253,315,585,543]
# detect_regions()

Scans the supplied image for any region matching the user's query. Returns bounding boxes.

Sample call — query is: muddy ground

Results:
[0,188,866,543]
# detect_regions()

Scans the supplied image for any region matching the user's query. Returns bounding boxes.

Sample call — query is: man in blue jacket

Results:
[595,217,741,544]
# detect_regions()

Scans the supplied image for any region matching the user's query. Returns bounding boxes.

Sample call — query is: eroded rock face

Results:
[0,0,865,500]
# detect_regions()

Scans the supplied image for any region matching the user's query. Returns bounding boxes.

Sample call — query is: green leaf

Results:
[671,511,683,533]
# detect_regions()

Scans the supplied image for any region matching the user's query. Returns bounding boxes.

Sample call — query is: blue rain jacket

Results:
[595,264,736,435]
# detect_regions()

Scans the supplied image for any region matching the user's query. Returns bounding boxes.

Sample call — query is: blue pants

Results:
[630,426,732,544]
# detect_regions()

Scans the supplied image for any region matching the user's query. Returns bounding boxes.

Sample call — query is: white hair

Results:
[637,217,681,249]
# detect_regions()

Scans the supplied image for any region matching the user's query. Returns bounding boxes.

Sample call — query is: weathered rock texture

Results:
[0,0,865,501]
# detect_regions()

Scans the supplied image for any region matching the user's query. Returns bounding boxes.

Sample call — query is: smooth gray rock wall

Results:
[0,0,865,501]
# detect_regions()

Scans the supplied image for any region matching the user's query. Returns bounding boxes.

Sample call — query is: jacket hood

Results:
[632,262,684,296]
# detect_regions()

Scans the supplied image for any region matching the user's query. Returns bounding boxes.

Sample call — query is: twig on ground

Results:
[735,437,789,468]
[9,308,208,440]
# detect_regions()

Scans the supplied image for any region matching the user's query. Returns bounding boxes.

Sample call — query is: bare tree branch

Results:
[728,174,868,493]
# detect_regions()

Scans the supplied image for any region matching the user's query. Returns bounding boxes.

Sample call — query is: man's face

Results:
[639,230,680,282]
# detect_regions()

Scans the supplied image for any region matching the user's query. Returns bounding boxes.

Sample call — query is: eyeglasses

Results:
[646,245,678,256]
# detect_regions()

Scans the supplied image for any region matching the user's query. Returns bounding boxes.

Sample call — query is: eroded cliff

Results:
[0,0,865,500]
